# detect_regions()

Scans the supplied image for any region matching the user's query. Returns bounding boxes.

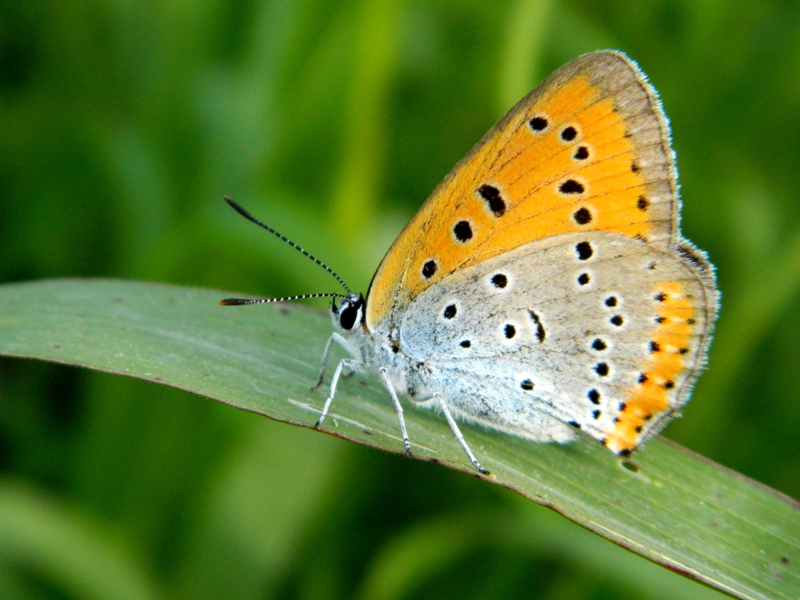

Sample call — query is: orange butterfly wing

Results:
[364,51,718,454]
[366,51,678,332]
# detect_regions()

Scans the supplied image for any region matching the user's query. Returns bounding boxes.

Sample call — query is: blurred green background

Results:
[1,1,799,598]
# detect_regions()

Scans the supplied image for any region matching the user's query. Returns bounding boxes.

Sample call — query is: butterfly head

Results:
[331,293,366,332]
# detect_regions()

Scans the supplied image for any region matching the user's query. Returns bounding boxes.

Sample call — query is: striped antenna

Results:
[223,197,352,295]
[219,293,347,306]
[221,197,354,306]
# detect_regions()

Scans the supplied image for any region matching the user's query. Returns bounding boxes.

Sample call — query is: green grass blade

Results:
[0,278,798,600]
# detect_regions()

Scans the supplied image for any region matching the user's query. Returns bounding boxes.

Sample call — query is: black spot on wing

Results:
[573,207,592,225]
[559,179,585,195]
[478,184,507,217]
[529,116,548,131]
[422,260,437,279]
[453,220,473,242]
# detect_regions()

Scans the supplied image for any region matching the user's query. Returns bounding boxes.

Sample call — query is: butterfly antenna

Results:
[222,197,353,296]
[219,292,348,306]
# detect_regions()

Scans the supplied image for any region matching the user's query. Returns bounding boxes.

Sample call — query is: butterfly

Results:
[222,50,718,474]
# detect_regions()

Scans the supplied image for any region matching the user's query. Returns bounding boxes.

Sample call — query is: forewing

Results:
[367,51,678,331]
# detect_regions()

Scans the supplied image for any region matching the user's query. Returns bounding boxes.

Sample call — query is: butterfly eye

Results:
[338,296,365,331]
[339,304,359,330]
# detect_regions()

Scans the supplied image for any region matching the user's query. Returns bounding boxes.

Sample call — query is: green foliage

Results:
[2,1,800,598]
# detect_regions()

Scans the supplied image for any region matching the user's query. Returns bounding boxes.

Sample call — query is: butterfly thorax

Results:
[330,294,427,399]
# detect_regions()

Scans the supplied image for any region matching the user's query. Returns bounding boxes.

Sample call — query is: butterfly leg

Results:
[434,393,490,475]
[312,332,349,390]
[314,358,361,428]
[378,367,412,455]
